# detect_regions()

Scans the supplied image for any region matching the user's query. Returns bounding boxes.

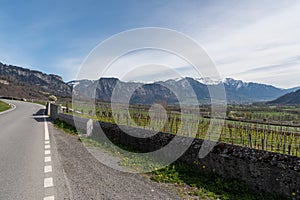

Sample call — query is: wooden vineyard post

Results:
[278,125,282,153]
[295,135,298,157]
[288,144,292,155]
[187,124,191,138]
[138,110,142,128]
[275,127,279,153]
[229,127,233,145]
[268,122,273,151]
[257,125,261,150]
[248,132,253,148]
[239,123,243,144]
[202,119,205,137]
[165,117,169,133]
[234,123,237,145]
[219,122,223,142]
[223,120,226,143]
[151,116,155,131]
[169,116,172,133]
[196,121,200,139]
[241,125,245,146]
[175,116,178,134]
[245,124,252,148]
[208,120,211,140]
[254,122,258,148]
[66,101,69,113]
[270,129,274,151]
[171,118,174,134]
[277,135,281,154]
[283,133,287,154]
[262,127,266,151]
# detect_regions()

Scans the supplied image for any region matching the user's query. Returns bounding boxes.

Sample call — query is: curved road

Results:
[0,100,180,200]
[0,100,59,200]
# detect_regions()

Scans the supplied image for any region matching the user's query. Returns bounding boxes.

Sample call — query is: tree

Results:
[48,95,57,102]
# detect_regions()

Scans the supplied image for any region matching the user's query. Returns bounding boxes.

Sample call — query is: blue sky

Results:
[0,0,300,88]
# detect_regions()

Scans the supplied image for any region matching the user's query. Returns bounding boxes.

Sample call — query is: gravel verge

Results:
[49,123,181,200]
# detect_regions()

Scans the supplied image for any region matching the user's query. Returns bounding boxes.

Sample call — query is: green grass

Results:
[151,162,286,200]
[54,118,287,200]
[81,136,165,171]
[0,100,11,112]
[53,119,78,135]
[82,136,285,200]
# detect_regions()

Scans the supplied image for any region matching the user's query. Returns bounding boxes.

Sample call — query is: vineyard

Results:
[68,102,300,157]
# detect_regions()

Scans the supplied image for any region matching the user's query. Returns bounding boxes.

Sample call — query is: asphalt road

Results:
[0,100,68,200]
[0,100,180,200]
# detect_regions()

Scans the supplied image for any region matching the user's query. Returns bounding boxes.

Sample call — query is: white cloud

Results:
[138,0,300,88]
[200,2,300,88]
[40,1,300,88]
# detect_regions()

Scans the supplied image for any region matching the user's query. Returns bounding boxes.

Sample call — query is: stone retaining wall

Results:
[48,103,300,199]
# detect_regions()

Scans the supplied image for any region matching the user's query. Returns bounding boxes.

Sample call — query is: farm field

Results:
[68,101,300,157]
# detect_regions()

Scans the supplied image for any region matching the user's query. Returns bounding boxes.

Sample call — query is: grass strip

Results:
[0,100,11,112]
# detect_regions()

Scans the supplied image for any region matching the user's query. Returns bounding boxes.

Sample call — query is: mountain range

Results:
[0,62,71,100]
[269,89,300,105]
[0,62,299,104]
[70,77,300,104]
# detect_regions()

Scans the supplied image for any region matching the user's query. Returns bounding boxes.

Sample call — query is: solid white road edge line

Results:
[44,195,55,200]
[0,102,16,115]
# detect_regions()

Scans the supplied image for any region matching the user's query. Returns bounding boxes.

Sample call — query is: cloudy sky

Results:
[0,0,299,88]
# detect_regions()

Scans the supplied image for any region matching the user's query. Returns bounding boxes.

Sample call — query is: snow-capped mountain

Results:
[70,77,298,104]
[195,77,221,85]
[1,60,297,104]
[223,78,249,89]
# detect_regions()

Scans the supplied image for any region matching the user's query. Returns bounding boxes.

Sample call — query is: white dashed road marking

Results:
[44,116,55,200]
[44,118,49,141]
[44,177,53,188]
[45,150,51,155]
[44,196,55,200]
[44,156,51,163]
[44,165,52,173]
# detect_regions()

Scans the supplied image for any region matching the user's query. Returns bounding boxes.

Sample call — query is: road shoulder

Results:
[48,121,181,200]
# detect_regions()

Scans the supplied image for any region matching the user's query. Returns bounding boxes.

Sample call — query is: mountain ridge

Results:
[269,89,300,105]
[0,62,71,100]
[71,77,298,104]
[0,62,298,104]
